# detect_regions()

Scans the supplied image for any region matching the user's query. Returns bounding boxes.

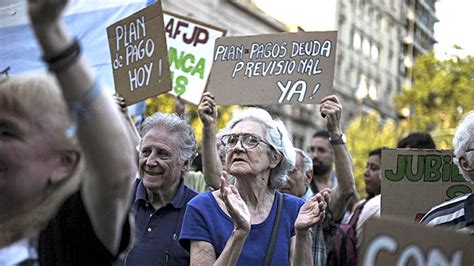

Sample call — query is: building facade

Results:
[162,0,437,149]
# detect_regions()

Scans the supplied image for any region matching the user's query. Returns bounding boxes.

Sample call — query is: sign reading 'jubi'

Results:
[107,2,171,106]
[381,148,474,221]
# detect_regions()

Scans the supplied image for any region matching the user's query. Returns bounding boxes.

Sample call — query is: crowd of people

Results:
[1,0,473,265]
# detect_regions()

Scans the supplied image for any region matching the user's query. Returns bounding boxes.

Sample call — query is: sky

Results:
[254,0,474,59]
[434,0,474,58]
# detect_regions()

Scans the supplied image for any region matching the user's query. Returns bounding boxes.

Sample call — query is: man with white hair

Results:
[420,111,474,232]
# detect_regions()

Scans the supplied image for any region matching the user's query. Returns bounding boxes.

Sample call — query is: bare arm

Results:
[29,0,136,254]
[190,230,248,266]
[320,95,357,221]
[291,191,329,265]
[200,92,223,189]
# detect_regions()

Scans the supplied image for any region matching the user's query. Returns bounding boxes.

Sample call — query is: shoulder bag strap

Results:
[264,191,284,266]
[349,200,367,227]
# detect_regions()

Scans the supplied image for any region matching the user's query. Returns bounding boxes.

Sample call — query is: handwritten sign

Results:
[107,2,171,106]
[207,31,337,105]
[381,149,474,221]
[164,12,225,105]
[359,217,473,266]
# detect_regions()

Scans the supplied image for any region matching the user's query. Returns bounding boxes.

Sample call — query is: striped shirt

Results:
[420,193,474,234]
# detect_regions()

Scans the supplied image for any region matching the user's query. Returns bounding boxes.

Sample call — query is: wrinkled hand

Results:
[28,0,68,26]
[320,95,342,136]
[220,172,250,232]
[174,96,186,117]
[295,188,331,231]
[198,92,217,127]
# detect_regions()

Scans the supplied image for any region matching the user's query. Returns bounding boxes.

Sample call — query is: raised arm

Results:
[199,92,223,189]
[320,95,357,221]
[29,0,136,254]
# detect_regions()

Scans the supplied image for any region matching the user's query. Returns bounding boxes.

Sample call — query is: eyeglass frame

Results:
[464,148,474,154]
[221,133,273,150]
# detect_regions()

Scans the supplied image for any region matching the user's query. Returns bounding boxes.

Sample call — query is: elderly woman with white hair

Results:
[179,108,329,265]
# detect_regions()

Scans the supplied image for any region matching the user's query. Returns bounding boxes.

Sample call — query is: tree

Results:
[346,50,474,198]
[345,112,399,198]
[396,51,474,148]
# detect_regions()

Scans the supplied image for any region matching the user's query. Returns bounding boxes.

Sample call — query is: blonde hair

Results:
[0,74,84,246]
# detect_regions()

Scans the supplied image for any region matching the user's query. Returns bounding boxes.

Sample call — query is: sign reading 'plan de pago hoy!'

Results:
[208,31,337,105]
[107,2,171,106]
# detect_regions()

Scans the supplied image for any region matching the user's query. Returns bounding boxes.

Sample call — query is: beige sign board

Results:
[164,11,226,105]
[358,217,473,266]
[208,31,337,105]
[107,2,171,106]
[381,149,474,221]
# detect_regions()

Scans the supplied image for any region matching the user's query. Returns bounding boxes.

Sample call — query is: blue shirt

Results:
[179,191,304,265]
[124,179,197,266]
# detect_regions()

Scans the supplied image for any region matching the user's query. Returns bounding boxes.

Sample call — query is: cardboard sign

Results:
[381,149,474,221]
[107,2,171,106]
[358,217,473,266]
[207,31,337,105]
[164,12,226,105]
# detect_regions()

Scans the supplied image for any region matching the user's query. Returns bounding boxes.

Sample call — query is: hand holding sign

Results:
[320,95,343,137]
[198,92,217,127]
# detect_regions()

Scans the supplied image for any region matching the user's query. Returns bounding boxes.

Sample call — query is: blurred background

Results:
[148,0,474,197]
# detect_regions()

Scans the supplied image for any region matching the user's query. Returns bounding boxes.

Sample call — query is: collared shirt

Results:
[123,179,197,266]
[420,193,474,234]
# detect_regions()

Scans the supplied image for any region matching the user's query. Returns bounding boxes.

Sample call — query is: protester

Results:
[179,107,330,265]
[197,92,224,189]
[354,148,383,244]
[307,96,357,230]
[281,148,313,198]
[308,96,357,223]
[170,92,223,192]
[280,148,332,265]
[420,111,474,232]
[0,0,136,264]
[397,132,436,149]
[121,112,198,265]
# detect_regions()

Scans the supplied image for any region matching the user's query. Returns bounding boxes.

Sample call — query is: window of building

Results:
[362,39,371,56]
[356,74,369,100]
[371,44,379,62]
[353,32,362,50]
[368,81,378,100]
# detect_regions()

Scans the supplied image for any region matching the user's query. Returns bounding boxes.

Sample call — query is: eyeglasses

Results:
[221,134,272,149]
[465,148,474,154]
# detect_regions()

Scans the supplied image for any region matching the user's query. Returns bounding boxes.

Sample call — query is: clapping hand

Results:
[295,188,331,230]
[220,172,251,232]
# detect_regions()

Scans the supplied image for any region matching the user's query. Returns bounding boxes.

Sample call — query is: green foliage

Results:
[396,51,474,149]
[346,112,400,198]
[347,51,474,198]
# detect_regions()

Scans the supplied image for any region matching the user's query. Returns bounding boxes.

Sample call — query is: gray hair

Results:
[453,110,474,182]
[224,108,296,190]
[139,112,197,164]
[295,148,312,173]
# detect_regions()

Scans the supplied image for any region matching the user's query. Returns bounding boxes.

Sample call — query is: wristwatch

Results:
[329,133,346,145]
